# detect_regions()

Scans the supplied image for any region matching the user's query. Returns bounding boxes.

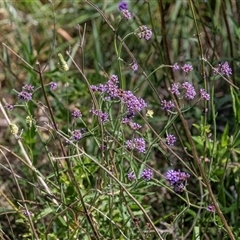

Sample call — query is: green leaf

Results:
[221,123,229,147]
[230,86,240,123]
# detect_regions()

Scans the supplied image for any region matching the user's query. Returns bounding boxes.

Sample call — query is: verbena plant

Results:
[0,1,239,239]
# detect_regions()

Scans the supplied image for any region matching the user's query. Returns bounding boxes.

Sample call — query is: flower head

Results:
[161,100,174,112]
[49,82,57,91]
[4,103,14,111]
[137,25,152,40]
[166,134,177,146]
[146,109,154,118]
[214,61,232,77]
[71,109,82,118]
[131,61,138,72]
[200,89,210,101]
[121,9,131,19]
[23,84,34,92]
[72,129,82,141]
[10,123,18,135]
[171,83,180,96]
[18,91,32,101]
[182,82,196,100]
[128,121,142,130]
[165,169,190,192]
[141,168,153,181]
[118,0,128,11]
[181,64,193,73]
[127,171,136,181]
[206,204,215,212]
[173,63,180,71]
[90,108,109,122]
[126,137,146,153]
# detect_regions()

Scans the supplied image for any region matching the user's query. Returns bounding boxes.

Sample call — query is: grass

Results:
[0,0,240,239]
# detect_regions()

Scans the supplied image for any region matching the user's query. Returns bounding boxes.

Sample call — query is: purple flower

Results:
[128,121,142,130]
[22,210,34,217]
[72,129,82,141]
[137,25,152,40]
[141,168,153,181]
[126,138,146,153]
[127,171,136,181]
[182,82,196,99]
[131,61,138,72]
[90,108,109,122]
[120,90,147,114]
[97,83,107,93]
[118,0,128,11]
[91,74,147,116]
[206,205,215,212]
[165,169,190,192]
[166,134,177,146]
[214,61,232,77]
[91,85,99,91]
[200,89,210,101]
[121,9,131,19]
[174,183,185,192]
[173,63,180,71]
[22,84,34,92]
[104,75,119,98]
[18,91,32,101]
[71,109,82,118]
[171,83,180,96]
[181,64,193,73]
[49,82,57,90]
[161,100,174,112]
[4,103,14,111]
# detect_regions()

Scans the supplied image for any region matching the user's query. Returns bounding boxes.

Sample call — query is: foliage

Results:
[0,1,240,239]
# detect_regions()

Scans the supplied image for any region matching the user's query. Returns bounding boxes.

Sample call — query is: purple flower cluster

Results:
[127,171,136,181]
[214,61,232,77]
[165,169,190,192]
[181,64,193,73]
[91,74,147,121]
[171,83,180,96]
[166,134,177,146]
[71,129,82,141]
[137,25,152,40]
[182,82,196,99]
[141,168,153,181]
[126,137,146,153]
[131,61,138,72]
[122,90,147,114]
[4,103,14,111]
[18,83,35,101]
[172,63,193,74]
[49,82,58,91]
[173,63,180,71]
[118,1,131,19]
[121,9,131,19]
[206,204,215,212]
[118,0,128,11]
[200,89,210,101]
[23,84,34,92]
[71,109,82,118]
[18,91,32,101]
[66,129,83,144]
[171,82,210,101]
[122,117,142,130]
[161,100,174,112]
[90,108,109,122]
